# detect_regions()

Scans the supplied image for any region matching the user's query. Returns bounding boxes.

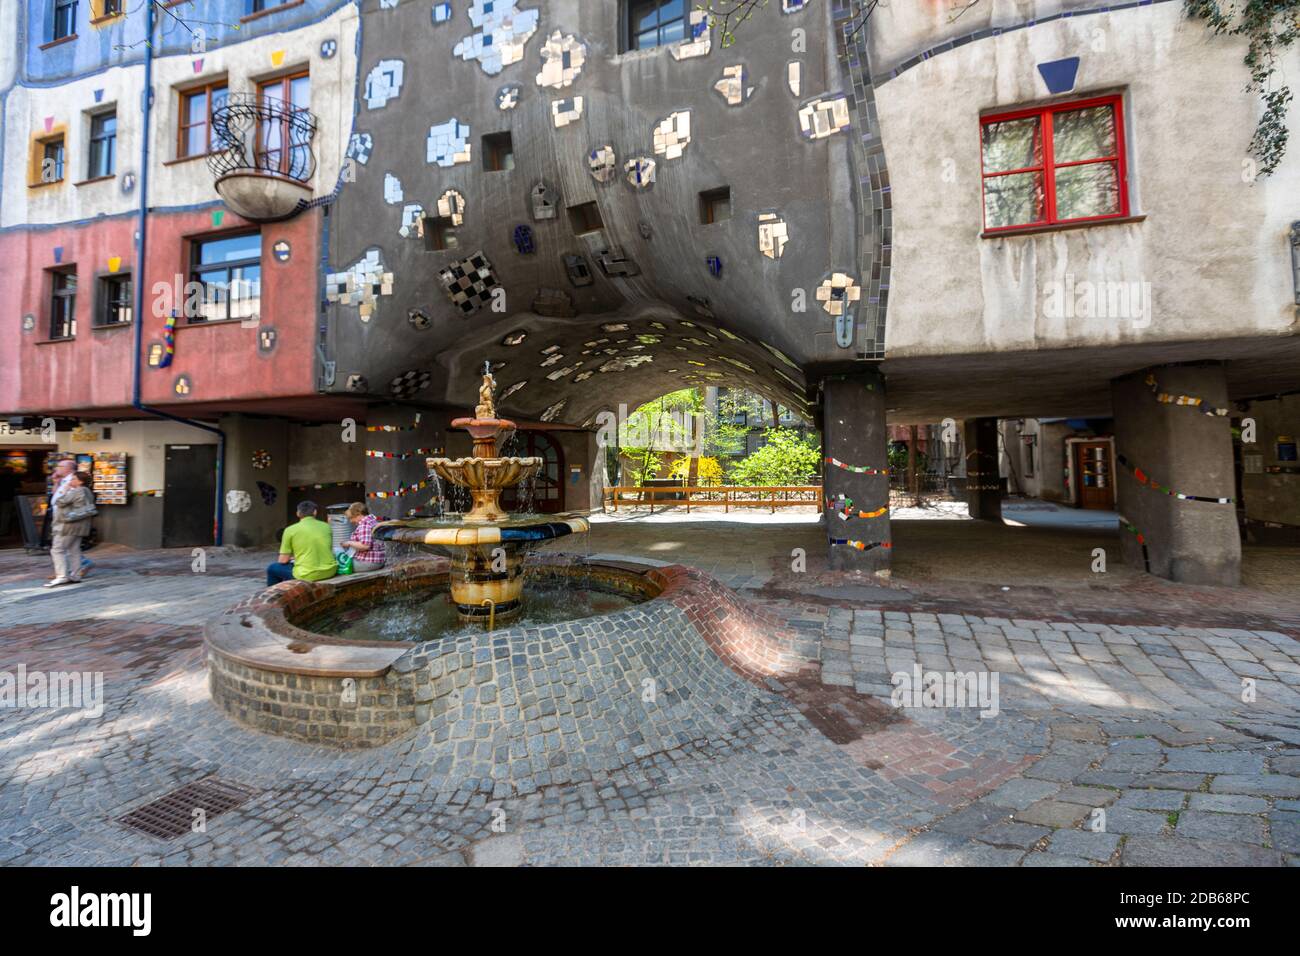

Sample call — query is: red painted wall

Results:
[0,205,320,417]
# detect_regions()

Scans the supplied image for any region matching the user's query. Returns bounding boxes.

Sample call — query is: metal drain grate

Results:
[117,777,258,840]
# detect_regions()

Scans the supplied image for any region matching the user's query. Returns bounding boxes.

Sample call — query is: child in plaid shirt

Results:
[343,502,386,572]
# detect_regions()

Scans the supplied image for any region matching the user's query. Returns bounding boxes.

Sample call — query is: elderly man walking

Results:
[266,500,337,587]
[46,470,96,587]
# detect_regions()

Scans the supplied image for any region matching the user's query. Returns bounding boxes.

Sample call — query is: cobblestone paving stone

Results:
[1,541,1299,866]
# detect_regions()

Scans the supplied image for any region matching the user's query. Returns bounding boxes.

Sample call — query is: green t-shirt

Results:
[279,516,336,581]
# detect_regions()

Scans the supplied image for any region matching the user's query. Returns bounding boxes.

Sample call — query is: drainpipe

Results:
[130,0,226,545]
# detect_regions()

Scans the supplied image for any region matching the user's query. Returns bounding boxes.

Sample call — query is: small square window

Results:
[482,131,514,171]
[97,273,132,327]
[567,201,604,236]
[699,187,730,224]
[38,135,66,184]
[422,216,460,251]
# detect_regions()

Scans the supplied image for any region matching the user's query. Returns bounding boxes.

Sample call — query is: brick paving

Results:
[1,522,1299,866]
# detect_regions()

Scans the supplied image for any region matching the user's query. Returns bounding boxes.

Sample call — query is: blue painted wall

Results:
[22,0,353,86]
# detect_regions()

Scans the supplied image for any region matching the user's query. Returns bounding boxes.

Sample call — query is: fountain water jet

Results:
[373,367,588,623]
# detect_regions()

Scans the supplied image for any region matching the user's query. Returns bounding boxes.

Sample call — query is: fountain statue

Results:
[373,366,589,624]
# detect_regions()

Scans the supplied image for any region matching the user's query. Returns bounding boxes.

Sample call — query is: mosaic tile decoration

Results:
[326,249,394,321]
[706,254,723,278]
[427,118,472,166]
[531,183,559,220]
[671,9,711,61]
[1038,56,1080,94]
[399,204,425,239]
[787,61,801,97]
[536,31,586,88]
[540,400,567,422]
[625,157,656,188]
[174,375,192,396]
[512,224,536,254]
[551,96,584,128]
[652,111,691,160]
[758,212,788,259]
[390,369,432,399]
[497,84,521,110]
[815,272,861,316]
[438,251,500,315]
[226,490,251,514]
[501,330,527,346]
[499,380,527,401]
[365,60,405,109]
[799,95,850,139]
[258,327,277,353]
[454,0,539,75]
[588,145,616,182]
[346,374,368,392]
[432,2,452,24]
[384,172,404,204]
[346,132,373,165]
[713,65,753,105]
[408,308,432,330]
[437,189,466,225]
[783,0,809,11]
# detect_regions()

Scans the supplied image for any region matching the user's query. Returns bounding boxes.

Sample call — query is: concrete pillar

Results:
[963,417,1002,521]
[1111,364,1240,585]
[219,413,289,547]
[363,405,446,521]
[822,370,891,574]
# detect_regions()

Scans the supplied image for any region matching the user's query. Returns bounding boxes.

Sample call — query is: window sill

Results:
[92,321,132,331]
[981,215,1146,240]
[74,174,115,187]
[180,317,260,329]
[28,179,65,190]
[40,35,77,51]
[90,13,124,25]
[240,0,304,25]
[163,152,215,167]
[36,336,76,345]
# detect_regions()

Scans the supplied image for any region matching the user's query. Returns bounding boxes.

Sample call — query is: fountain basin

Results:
[376,515,588,621]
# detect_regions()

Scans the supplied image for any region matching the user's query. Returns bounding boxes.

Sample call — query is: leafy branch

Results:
[1186,0,1299,175]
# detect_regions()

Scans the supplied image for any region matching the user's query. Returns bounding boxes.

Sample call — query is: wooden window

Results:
[53,0,78,40]
[88,111,116,179]
[178,82,228,158]
[189,231,261,324]
[41,136,66,183]
[567,201,604,236]
[257,71,310,178]
[97,274,132,327]
[482,131,514,171]
[699,187,731,224]
[50,269,77,339]
[980,94,1128,232]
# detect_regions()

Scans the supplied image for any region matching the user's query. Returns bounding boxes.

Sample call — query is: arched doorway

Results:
[500,431,564,513]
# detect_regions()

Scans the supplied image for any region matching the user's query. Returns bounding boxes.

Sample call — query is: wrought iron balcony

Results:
[207,93,317,221]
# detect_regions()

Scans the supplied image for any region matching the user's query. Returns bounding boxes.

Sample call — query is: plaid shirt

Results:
[351,514,385,563]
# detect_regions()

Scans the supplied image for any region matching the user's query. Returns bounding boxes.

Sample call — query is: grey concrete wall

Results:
[964,417,1002,520]
[363,404,446,521]
[1111,363,1240,584]
[219,414,290,548]
[823,371,890,573]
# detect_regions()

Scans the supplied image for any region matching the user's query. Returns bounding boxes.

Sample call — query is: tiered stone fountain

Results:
[374,368,588,623]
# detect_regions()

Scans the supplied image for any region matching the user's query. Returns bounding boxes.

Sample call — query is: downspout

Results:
[130,0,226,544]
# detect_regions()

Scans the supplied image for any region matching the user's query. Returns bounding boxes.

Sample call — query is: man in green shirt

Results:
[266,501,337,586]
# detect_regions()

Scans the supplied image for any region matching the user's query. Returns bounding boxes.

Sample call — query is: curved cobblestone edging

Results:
[205,560,819,761]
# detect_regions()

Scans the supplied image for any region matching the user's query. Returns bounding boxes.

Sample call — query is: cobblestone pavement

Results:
[1,529,1298,866]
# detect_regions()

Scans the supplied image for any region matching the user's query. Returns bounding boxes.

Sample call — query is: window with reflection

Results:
[626,0,685,51]
[980,95,1128,232]
[189,232,261,324]
[257,72,311,180]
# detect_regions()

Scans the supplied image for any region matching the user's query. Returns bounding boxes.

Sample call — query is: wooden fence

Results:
[602,484,823,514]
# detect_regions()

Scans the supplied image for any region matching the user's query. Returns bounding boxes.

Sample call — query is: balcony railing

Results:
[207,93,317,220]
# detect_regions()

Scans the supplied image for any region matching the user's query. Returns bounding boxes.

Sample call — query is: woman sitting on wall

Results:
[342,502,386,572]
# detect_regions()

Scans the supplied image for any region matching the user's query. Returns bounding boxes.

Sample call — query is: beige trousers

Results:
[51,532,83,581]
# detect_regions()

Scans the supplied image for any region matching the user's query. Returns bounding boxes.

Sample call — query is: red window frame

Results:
[979,94,1129,234]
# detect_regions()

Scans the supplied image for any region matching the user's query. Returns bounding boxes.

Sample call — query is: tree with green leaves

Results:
[726,427,821,485]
